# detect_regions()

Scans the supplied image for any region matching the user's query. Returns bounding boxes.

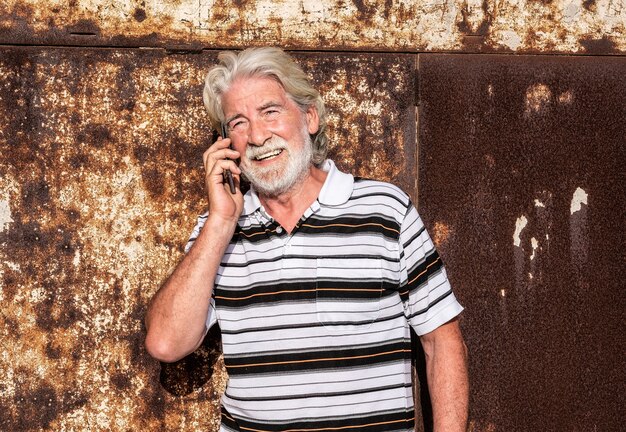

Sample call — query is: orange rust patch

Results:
[524,83,552,116]
[432,221,452,248]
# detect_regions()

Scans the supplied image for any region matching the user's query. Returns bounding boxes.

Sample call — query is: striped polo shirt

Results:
[185,160,463,432]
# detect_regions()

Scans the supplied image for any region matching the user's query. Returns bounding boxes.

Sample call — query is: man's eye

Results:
[230,120,248,130]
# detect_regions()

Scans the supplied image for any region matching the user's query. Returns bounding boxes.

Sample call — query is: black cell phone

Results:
[221,123,236,194]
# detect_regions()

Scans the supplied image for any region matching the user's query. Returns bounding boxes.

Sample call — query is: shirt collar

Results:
[317,159,354,206]
[241,159,354,216]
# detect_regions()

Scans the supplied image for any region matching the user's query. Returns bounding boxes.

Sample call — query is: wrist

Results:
[187,214,237,260]
[201,213,238,239]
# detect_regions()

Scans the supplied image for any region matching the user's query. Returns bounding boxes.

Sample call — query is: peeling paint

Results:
[557,90,574,104]
[513,215,528,247]
[570,187,589,277]
[419,53,625,432]
[500,30,523,51]
[530,237,539,260]
[489,0,625,53]
[0,198,12,232]
[563,0,583,24]
[525,83,552,116]
[0,3,623,429]
[0,0,624,53]
[570,187,588,214]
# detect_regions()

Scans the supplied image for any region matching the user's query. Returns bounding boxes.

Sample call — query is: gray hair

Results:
[203,47,328,167]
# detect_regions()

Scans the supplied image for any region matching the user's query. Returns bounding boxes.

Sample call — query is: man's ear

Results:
[305,106,320,135]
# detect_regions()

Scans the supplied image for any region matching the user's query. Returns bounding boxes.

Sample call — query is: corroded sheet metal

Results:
[0,47,415,430]
[296,52,418,197]
[418,54,625,431]
[0,0,624,54]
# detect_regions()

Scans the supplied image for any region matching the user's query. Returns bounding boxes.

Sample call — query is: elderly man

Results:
[145,47,468,431]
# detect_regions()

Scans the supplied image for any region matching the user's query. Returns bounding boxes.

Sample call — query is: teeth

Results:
[255,149,282,161]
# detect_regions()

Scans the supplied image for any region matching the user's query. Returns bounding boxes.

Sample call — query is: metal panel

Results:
[0,47,416,430]
[0,0,624,54]
[418,53,625,431]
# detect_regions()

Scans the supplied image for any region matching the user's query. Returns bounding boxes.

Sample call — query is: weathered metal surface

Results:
[418,53,625,431]
[297,52,418,198]
[0,0,624,54]
[0,47,415,430]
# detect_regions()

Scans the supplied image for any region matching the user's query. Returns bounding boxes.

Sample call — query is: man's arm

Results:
[144,217,235,362]
[420,318,469,431]
[144,136,242,363]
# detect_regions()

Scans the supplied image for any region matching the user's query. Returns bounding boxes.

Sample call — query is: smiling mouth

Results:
[254,149,283,161]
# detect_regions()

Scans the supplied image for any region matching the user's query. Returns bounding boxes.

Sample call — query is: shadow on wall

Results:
[158,325,223,396]
[412,328,434,432]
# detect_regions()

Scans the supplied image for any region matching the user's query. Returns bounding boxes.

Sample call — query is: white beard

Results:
[241,126,313,197]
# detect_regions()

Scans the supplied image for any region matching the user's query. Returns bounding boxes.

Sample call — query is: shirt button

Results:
[276,226,283,234]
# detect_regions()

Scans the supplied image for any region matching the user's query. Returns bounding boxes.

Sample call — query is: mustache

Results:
[245,137,288,160]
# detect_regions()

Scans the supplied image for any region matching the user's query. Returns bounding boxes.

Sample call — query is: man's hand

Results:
[202,136,243,223]
[420,318,469,431]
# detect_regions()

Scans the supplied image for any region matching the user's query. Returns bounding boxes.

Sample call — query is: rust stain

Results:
[432,221,452,248]
[0,46,221,431]
[582,0,597,12]
[0,47,416,430]
[419,53,626,432]
[488,0,625,53]
[524,83,553,116]
[295,53,417,199]
[580,35,619,53]
[132,7,147,23]
[0,0,624,53]
[468,420,497,432]
[66,19,100,36]
[457,0,492,36]
[557,89,574,105]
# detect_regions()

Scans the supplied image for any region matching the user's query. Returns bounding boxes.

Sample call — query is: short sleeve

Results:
[399,204,463,335]
[205,297,217,331]
[184,212,209,254]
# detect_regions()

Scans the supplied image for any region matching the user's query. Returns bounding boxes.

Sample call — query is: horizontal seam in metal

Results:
[0,43,624,58]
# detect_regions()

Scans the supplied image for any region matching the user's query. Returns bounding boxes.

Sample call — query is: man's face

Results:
[221,76,319,197]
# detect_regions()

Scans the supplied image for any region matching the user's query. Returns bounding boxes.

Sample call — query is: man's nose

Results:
[247,118,271,146]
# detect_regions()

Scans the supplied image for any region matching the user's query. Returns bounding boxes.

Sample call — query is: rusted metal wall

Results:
[0,0,624,54]
[1,1,625,431]
[418,54,625,431]
[0,47,416,430]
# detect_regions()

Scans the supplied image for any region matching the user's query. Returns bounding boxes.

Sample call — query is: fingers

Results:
[205,158,244,216]
[203,138,240,175]
[202,137,228,167]
[208,158,241,181]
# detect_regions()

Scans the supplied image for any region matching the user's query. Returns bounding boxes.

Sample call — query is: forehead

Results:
[222,76,289,115]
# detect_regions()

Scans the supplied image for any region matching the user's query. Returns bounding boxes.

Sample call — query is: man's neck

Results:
[259,166,327,234]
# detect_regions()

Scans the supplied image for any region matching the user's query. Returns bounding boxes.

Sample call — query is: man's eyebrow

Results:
[224,102,283,125]
[258,101,283,111]
[224,113,243,125]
